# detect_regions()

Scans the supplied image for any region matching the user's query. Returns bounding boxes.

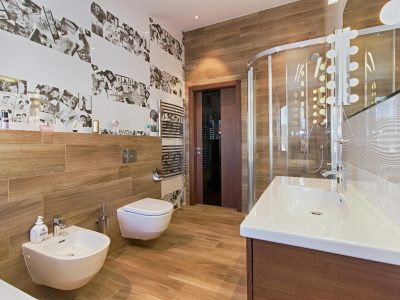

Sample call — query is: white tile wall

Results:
[343,93,400,226]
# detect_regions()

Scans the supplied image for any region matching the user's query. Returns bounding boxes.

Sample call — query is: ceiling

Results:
[120,0,300,32]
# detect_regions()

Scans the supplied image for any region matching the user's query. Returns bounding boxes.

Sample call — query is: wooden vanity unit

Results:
[246,238,400,300]
[241,177,400,300]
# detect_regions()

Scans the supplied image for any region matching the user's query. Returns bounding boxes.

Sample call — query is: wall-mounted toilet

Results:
[117,198,173,240]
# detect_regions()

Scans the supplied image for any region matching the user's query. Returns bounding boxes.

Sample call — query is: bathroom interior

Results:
[0,0,400,299]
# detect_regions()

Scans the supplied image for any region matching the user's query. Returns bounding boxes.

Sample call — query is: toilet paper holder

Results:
[152,168,164,182]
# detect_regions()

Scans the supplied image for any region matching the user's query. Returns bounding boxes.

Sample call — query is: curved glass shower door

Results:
[249,40,331,206]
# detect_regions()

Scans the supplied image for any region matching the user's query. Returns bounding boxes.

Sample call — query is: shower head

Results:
[310,53,322,62]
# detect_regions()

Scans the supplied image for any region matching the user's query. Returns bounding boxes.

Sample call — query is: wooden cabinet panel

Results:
[248,238,400,300]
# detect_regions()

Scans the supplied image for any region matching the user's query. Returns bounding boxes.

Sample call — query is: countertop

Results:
[240,176,400,266]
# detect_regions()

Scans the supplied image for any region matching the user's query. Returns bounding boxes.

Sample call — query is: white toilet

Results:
[117,198,173,240]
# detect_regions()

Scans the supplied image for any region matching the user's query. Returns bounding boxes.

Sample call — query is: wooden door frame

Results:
[188,80,242,211]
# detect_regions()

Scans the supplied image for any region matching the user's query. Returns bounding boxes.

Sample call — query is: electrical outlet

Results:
[122,149,137,164]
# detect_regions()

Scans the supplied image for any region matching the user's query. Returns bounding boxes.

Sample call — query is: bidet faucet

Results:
[53,215,69,236]
[321,164,346,193]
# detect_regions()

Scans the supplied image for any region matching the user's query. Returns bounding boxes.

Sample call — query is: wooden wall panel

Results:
[185,0,328,211]
[343,0,386,29]
[0,130,162,297]
[185,0,385,210]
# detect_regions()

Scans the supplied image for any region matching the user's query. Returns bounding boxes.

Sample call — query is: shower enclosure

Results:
[247,24,400,211]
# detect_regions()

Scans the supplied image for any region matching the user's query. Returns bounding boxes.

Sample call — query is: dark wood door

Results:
[189,81,241,211]
[220,87,241,210]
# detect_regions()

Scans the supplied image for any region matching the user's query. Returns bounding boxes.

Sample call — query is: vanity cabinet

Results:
[247,238,400,300]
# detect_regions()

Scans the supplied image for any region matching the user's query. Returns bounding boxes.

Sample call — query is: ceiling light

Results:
[380,0,400,25]
[328,0,339,5]
[195,16,199,19]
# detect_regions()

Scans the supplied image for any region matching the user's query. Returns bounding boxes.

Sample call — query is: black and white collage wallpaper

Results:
[0,0,185,134]
[0,74,92,128]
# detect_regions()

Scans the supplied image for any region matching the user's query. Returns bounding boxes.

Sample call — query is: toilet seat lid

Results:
[122,198,173,216]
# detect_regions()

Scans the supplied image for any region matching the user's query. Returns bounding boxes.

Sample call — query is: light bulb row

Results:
[325,27,360,106]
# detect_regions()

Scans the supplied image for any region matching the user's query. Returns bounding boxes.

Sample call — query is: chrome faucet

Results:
[321,164,346,193]
[53,215,68,236]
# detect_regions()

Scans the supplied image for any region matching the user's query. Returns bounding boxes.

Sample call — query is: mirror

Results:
[342,0,400,118]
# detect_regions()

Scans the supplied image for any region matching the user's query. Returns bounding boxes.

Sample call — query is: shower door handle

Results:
[194,147,202,155]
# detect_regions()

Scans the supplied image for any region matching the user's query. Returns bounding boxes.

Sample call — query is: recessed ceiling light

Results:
[195,16,199,19]
[328,0,338,4]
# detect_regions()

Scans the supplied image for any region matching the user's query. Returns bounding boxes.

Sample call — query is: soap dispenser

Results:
[30,216,48,244]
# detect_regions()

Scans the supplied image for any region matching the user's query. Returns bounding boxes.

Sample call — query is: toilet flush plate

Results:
[122,149,137,164]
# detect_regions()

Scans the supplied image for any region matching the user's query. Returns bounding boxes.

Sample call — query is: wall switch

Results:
[122,149,137,164]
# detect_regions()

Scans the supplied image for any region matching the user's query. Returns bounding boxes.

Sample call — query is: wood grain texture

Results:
[0,130,162,296]
[249,239,400,300]
[343,0,386,30]
[0,180,8,203]
[220,85,241,210]
[35,205,246,300]
[0,130,42,144]
[185,0,328,211]
[185,0,384,210]
[0,144,65,179]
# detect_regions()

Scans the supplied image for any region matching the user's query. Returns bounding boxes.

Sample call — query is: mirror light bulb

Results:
[350,78,359,87]
[327,65,335,75]
[349,45,359,55]
[327,49,336,59]
[327,34,336,43]
[327,96,335,105]
[327,81,335,90]
[350,94,359,103]
[349,62,359,72]
[350,29,359,40]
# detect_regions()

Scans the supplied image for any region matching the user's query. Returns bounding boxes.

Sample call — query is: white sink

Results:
[22,226,110,290]
[240,176,400,266]
[281,185,349,222]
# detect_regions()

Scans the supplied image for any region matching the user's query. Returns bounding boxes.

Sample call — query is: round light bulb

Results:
[313,112,318,117]
[319,75,326,82]
[319,109,326,116]
[301,101,305,107]
[327,65,335,75]
[380,0,400,25]
[327,34,336,43]
[320,64,326,71]
[350,29,359,40]
[327,81,335,90]
[313,89,317,94]
[319,97,326,104]
[350,94,359,103]
[349,45,359,55]
[327,96,336,105]
[319,86,326,93]
[349,62,359,72]
[313,97,317,101]
[327,49,336,59]
[350,78,359,87]
[313,119,318,124]
[313,105,317,109]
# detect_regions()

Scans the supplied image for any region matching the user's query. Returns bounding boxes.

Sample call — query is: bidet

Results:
[22,226,110,290]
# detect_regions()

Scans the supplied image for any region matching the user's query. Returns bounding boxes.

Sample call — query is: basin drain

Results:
[310,211,322,216]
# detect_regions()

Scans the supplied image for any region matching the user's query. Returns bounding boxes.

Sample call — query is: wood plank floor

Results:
[43,205,247,300]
